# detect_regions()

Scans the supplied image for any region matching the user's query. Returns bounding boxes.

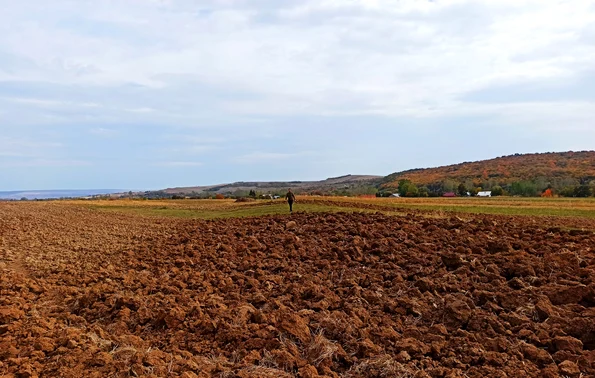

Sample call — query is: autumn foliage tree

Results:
[574,185,593,198]
[381,151,595,196]
[457,183,468,196]
[491,186,504,196]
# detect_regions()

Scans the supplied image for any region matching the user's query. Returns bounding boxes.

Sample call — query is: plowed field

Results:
[1,202,594,377]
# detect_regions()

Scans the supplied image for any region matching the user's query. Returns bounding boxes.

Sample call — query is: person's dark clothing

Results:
[285,191,296,212]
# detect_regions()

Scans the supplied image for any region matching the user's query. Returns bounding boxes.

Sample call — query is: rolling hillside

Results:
[146,152,595,199]
[381,151,595,193]
[160,175,382,197]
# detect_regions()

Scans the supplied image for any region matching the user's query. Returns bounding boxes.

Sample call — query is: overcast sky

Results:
[1,0,594,190]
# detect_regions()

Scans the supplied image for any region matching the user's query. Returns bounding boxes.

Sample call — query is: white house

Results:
[477,191,492,197]
[390,193,400,198]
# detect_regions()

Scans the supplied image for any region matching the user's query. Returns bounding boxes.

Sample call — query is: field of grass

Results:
[82,199,401,219]
[322,196,595,218]
[71,195,595,221]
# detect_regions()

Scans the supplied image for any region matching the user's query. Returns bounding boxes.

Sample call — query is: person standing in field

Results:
[285,189,296,213]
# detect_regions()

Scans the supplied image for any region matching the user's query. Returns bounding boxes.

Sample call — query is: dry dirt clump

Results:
[234,198,255,203]
[1,202,595,377]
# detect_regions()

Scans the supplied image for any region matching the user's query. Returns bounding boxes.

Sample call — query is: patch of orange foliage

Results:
[382,151,595,189]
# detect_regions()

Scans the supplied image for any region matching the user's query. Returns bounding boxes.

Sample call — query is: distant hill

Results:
[160,175,382,197]
[0,189,124,200]
[381,151,595,194]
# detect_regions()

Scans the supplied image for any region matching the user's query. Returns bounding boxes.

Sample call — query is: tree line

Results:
[377,179,595,198]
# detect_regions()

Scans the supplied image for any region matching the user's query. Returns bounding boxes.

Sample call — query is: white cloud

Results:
[89,127,118,137]
[0,0,593,134]
[2,96,100,108]
[125,107,155,113]
[485,101,595,133]
[0,136,62,158]
[0,0,593,121]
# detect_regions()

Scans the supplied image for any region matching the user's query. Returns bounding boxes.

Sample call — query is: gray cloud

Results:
[1,0,595,190]
[2,0,593,122]
[461,71,595,103]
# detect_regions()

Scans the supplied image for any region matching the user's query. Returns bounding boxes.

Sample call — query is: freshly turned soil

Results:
[1,202,594,377]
